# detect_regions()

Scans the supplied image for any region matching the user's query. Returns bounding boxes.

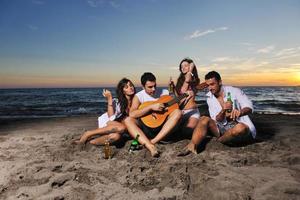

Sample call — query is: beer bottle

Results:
[168,77,174,94]
[129,134,140,152]
[103,137,112,159]
[226,92,233,113]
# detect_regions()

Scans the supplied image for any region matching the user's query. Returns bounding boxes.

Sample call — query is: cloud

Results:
[32,0,45,5]
[184,27,228,40]
[275,48,298,56]
[273,47,300,60]
[27,24,38,31]
[212,57,241,63]
[109,1,120,9]
[290,63,300,66]
[256,45,275,53]
[240,42,254,46]
[255,61,270,67]
[87,0,104,8]
[86,0,120,9]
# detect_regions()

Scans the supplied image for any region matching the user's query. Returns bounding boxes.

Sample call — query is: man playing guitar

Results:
[124,72,184,157]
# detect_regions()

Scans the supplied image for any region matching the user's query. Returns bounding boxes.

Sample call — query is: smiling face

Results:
[180,61,190,74]
[205,77,222,96]
[143,80,156,96]
[123,81,135,96]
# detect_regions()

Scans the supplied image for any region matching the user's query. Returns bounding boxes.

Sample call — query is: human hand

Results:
[152,103,165,112]
[102,89,112,100]
[230,109,241,121]
[223,101,233,111]
[189,62,195,72]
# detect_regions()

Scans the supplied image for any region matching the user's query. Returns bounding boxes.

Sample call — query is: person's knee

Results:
[115,124,126,133]
[172,109,182,120]
[119,125,126,133]
[232,124,249,137]
[109,133,121,142]
[124,117,135,126]
[198,116,210,126]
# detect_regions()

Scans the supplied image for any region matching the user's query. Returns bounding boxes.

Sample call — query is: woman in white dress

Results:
[73,78,136,145]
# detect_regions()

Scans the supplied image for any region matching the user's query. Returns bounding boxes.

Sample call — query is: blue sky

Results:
[0,0,300,88]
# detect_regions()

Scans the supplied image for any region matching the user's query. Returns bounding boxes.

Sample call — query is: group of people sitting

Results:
[73,58,256,157]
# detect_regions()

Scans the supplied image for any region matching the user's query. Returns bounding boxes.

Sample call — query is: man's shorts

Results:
[138,119,162,139]
[216,121,238,136]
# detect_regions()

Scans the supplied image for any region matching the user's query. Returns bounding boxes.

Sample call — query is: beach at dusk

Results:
[1,0,300,199]
[0,113,299,199]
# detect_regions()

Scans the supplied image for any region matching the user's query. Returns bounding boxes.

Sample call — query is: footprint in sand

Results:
[22,136,36,142]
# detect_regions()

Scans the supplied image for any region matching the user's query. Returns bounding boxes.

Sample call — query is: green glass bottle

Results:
[129,134,140,152]
[226,92,233,113]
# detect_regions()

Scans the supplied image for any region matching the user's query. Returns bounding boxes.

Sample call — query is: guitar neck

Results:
[164,82,208,107]
[166,93,188,107]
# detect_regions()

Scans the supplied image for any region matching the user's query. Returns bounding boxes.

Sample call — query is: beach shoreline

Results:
[0,114,299,199]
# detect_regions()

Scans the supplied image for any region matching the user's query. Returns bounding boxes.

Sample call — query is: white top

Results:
[98,98,122,128]
[206,85,256,138]
[136,89,169,104]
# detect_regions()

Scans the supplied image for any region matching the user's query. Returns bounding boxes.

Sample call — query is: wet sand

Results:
[0,114,299,200]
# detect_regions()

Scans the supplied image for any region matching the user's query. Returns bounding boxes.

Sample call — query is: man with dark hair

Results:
[178,71,256,156]
[124,72,182,157]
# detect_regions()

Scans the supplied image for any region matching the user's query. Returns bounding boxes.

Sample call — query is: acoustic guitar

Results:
[139,82,208,128]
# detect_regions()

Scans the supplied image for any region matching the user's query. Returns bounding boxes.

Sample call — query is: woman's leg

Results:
[75,121,125,144]
[89,133,122,145]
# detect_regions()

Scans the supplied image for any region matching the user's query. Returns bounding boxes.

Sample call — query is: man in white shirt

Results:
[178,71,256,156]
[124,72,183,157]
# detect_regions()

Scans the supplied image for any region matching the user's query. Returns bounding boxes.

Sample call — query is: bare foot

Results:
[177,143,197,157]
[150,139,156,145]
[77,131,92,144]
[149,144,160,158]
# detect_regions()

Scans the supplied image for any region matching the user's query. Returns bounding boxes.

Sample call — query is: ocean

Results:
[0,86,299,120]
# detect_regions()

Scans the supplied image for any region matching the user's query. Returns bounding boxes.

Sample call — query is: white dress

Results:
[98,98,122,128]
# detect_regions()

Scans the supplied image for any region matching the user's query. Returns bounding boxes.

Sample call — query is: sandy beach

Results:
[0,114,299,200]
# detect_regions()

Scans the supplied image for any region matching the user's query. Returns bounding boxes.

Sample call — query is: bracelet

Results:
[108,104,113,106]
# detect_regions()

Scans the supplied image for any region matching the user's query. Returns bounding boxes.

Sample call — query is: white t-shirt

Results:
[206,85,256,138]
[98,98,122,128]
[135,89,169,104]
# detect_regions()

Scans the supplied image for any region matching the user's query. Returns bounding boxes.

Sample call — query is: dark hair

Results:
[141,72,156,86]
[175,58,200,94]
[205,71,221,81]
[116,78,136,117]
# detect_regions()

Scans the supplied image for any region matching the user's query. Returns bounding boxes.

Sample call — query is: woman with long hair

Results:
[73,78,136,145]
[171,58,201,137]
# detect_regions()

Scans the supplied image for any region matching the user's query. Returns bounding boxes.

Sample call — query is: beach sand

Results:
[0,114,299,200]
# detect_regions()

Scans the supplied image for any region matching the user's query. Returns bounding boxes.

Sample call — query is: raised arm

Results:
[102,89,114,117]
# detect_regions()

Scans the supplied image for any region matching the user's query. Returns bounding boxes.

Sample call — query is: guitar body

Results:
[138,82,208,129]
[139,95,179,128]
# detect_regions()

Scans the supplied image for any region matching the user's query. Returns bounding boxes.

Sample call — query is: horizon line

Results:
[0,85,299,89]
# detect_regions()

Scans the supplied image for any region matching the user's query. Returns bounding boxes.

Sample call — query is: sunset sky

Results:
[0,0,300,88]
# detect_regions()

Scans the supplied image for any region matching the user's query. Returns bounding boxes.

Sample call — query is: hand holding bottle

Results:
[168,77,175,94]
